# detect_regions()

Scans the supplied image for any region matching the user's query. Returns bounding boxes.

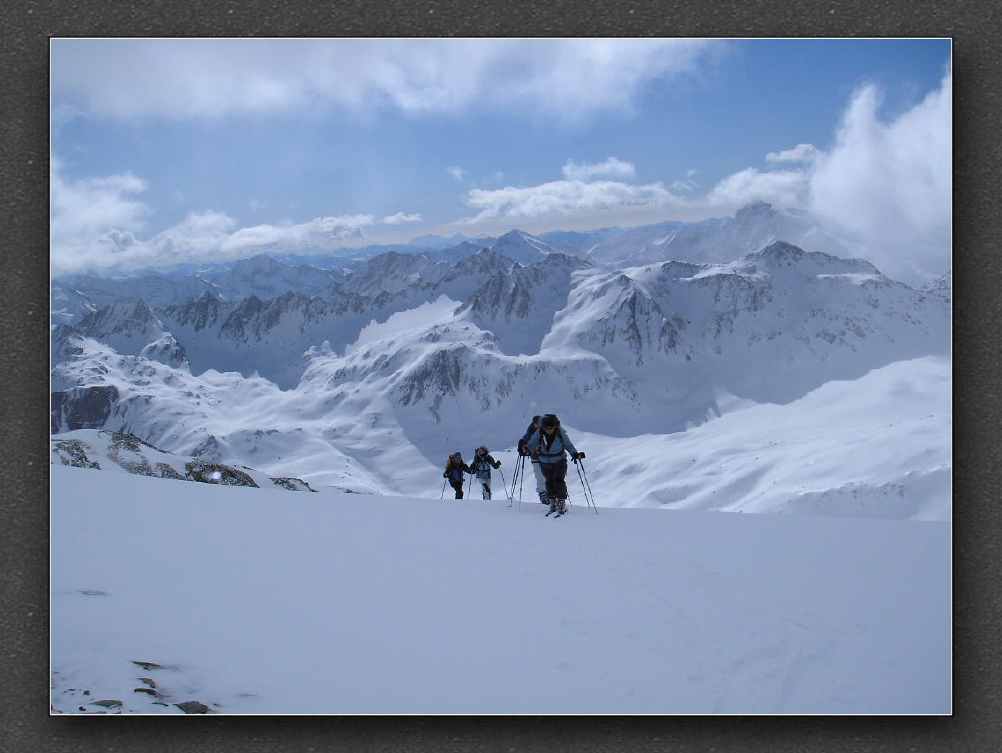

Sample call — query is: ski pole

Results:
[582,462,598,514]
[440,478,447,500]
[576,460,599,515]
[518,455,525,510]
[518,456,525,509]
[498,466,512,507]
[508,455,523,509]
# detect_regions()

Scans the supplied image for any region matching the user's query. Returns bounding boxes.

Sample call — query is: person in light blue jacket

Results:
[518,415,550,506]
[525,414,585,514]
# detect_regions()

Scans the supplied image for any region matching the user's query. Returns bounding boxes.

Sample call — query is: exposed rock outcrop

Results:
[51,385,119,433]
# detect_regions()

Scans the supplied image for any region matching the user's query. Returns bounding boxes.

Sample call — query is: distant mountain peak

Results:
[744,241,880,277]
[755,240,806,260]
[735,201,778,222]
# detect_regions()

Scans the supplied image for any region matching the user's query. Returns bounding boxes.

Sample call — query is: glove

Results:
[443,472,448,478]
[517,439,528,456]
[493,461,501,469]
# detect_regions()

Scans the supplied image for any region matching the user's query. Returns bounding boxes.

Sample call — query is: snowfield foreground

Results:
[52,465,950,714]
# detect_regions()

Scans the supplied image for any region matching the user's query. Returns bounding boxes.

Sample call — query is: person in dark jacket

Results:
[525,414,585,514]
[469,446,502,500]
[517,415,550,505]
[443,452,472,499]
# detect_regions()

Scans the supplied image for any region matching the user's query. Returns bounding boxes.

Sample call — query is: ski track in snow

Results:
[51,465,950,714]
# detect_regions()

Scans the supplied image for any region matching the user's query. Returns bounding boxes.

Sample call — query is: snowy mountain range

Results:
[52,203,846,309]
[571,201,855,267]
[50,219,950,515]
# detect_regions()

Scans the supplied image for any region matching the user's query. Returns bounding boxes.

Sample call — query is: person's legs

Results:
[532,461,548,504]
[541,460,568,510]
[451,481,464,499]
[482,481,491,500]
[545,459,569,513]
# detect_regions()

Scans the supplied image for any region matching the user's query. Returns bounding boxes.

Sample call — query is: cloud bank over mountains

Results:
[52,163,389,273]
[52,38,950,283]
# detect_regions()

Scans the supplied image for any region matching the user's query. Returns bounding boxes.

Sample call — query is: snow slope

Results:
[51,464,950,714]
[565,356,951,521]
[50,317,950,519]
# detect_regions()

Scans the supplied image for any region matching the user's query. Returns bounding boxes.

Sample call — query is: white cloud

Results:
[670,178,698,193]
[765,143,818,164]
[698,71,951,281]
[446,166,467,182]
[51,163,378,274]
[52,159,149,240]
[51,159,153,272]
[52,39,720,121]
[807,73,951,280]
[381,212,423,225]
[218,214,373,255]
[562,157,636,181]
[461,178,688,230]
[704,167,809,211]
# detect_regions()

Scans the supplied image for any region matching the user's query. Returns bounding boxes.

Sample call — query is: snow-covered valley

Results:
[51,464,950,714]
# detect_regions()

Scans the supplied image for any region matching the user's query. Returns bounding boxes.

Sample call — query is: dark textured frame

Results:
[3,1,999,750]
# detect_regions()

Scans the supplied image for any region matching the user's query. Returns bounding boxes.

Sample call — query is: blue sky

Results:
[51,38,951,276]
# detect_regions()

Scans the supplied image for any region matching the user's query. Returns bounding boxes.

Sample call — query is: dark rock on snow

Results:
[51,438,101,470]
[271,476,318,492]
[185,461,259,487]
[175,701,210,714]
